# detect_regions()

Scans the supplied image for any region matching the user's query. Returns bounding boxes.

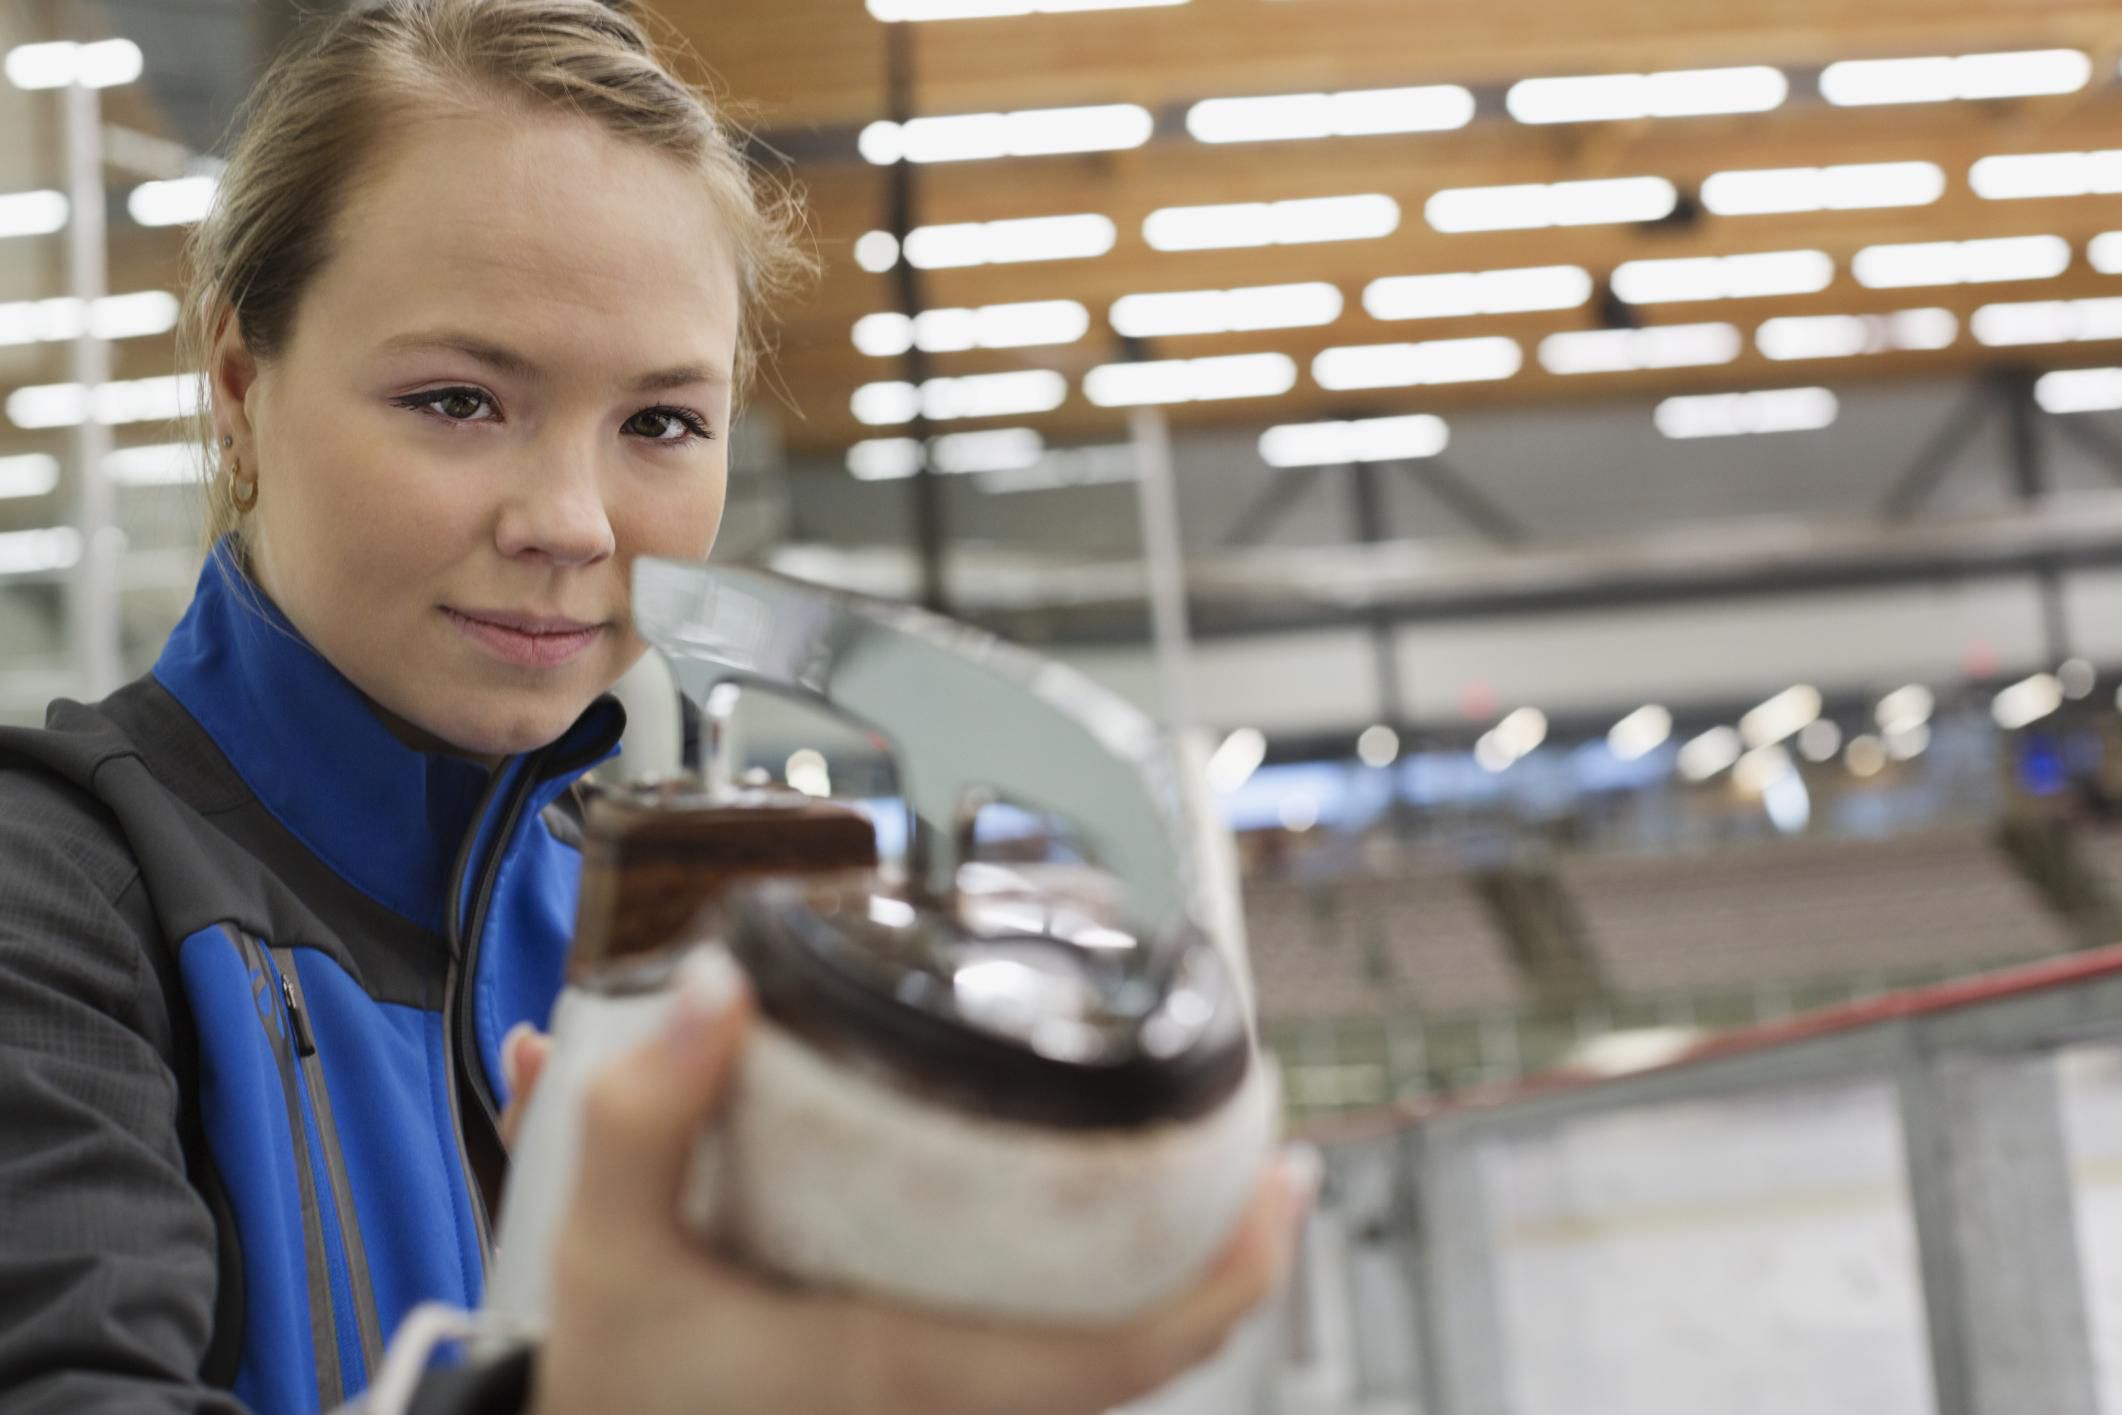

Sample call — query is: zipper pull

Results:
[280,973,317,1057]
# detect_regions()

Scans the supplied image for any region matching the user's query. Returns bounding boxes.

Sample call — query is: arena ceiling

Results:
[6,0,2122,475]
[653,0,2122,458]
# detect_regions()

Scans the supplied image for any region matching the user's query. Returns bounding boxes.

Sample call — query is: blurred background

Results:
[9,0,2122,1411]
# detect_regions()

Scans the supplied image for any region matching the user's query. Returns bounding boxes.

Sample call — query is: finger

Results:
[1137,1147,1317,1367]
[573,947,752,1236]
[500,1024,548,1107]
[501,1022,537,1100]
[497,1025,551,1151]
[1087,1156,1310,1392]
[836,1153,1313,1415]
[514,1030,551,1105]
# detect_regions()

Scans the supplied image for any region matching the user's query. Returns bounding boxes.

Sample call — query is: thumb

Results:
[573,946,753,1235]
[502,1023,550,1098]
[497,1026,553,1151]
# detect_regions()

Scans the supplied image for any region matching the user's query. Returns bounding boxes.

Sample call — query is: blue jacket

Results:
[0,547,622,1413]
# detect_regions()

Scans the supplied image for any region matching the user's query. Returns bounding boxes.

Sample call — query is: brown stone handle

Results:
[568,780,880,983]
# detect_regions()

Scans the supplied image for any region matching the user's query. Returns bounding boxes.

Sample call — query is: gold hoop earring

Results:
[228,455,258,514]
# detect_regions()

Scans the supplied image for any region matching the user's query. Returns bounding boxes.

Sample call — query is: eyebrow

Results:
[377,330,730,393]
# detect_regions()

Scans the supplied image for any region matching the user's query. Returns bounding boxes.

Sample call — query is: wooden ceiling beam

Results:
[779,196,2122,348]
[794,90,2122,234]
[767,337,2122,458]
[664,0,2122,128]
[779,264,2122,384]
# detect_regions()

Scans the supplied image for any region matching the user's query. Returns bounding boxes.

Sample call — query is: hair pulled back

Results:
[179,0,811,545]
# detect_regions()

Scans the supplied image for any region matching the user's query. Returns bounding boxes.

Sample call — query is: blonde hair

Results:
[178,0,812,549]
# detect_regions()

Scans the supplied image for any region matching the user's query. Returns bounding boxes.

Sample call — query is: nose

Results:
[495,439,616,568]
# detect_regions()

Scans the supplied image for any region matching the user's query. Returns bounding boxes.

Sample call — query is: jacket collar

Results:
[152,543,622,934]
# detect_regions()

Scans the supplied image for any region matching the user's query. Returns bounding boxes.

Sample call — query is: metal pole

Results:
[1878,381,1993,522]
[1346,460,1406,730]
[1129,405,1195,731]
[2000,369,2071,665]
[882,24,946,616]
[1898,1046,2100,1415]
[1398,455,1529,545]
[1386,1015,1429,1098]
[1408,1122,1512,1415]
[1346,457,1422,842]
[63,73,121,700]
[1126,408,1262,1018]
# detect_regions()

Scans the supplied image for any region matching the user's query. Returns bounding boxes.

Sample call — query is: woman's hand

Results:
[498,1023,551,1151]
[526,961,1311,1415]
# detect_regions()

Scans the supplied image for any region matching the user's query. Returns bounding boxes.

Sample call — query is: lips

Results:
[444,606,606,669]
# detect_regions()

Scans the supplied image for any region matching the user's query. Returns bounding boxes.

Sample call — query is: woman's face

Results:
[215,109,740,758]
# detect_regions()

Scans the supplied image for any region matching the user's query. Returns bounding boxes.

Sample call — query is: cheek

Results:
[256,432,485,608]
[616,463,728,560]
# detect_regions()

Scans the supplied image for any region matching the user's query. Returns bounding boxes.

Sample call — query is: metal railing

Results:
[1271,947,2122,1415]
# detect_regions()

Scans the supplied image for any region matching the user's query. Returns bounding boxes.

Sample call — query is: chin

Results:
[432,693,596,760]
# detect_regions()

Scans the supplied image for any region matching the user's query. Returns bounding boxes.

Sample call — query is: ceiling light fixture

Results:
[7,374,199,429]
[0,453,59,500]
[1612,250,1833,304]
[886,213,1117,270]
[1083,353,1297,407]
[127,175,216,227]
[1187,85,1474,143]
[859,104,1153,164]
[1655,389,1838,439]
[851,300,1090,356]
[2035,368,2122,414]
[1608,704,1674,762]
[5,39,141,90]
[1507,67,1786,123]
[1110,283,1342,338]
[1756,309,1957,360]
[1969,150,2122,201]
[1364,265,1591,320]
[1678,726,1742,781]
[1970,296,2122,347]
[851,370,1069,425]
[1143,194,1399,252]
[1426,176,1677,233]
[867,0,1184,19]
[0,190,68,240]
[103,442,199,486]
[1700,161,1944,215]
[1258,414,1448,467]
[1538,323,1742,375]
[1992,672,2064,730]
[0,290,179,346]
[1312,337,1521,390]
[1820,49,2091,106]
[1851,235,2070,288]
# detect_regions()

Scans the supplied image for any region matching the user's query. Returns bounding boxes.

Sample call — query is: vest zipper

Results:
[273,944,387,1384]
[229,927,345,1407]
[280,973,316,1056]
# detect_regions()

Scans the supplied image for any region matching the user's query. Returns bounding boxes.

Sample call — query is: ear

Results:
[206,304,263,458]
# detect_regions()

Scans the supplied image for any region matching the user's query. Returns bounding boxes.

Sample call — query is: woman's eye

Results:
[623,407,712,444]
[396,387,496,423]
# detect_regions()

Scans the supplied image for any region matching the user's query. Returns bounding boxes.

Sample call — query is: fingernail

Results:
[501,1022,534,1091]
[663,945,747,1062]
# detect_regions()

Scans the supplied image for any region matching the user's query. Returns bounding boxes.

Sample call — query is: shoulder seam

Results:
[0,757,148,910]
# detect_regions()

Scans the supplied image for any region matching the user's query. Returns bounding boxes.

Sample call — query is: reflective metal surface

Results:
[633,557,1201,996]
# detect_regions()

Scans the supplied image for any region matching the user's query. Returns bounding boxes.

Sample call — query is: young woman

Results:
[0,2,1307,1412]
